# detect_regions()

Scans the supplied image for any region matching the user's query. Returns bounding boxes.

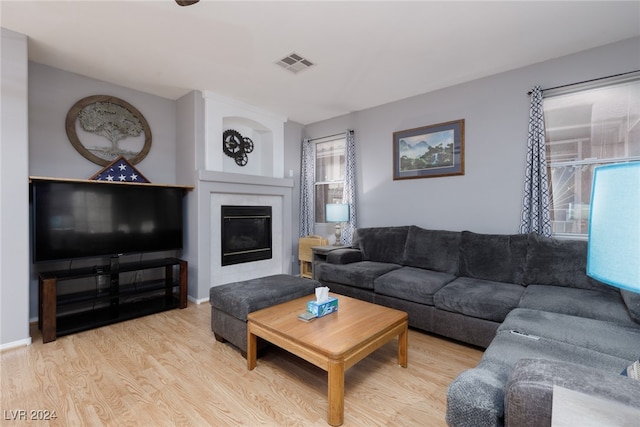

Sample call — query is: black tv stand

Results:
[38,257,187,343]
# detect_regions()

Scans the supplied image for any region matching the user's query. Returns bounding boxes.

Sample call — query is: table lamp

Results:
[587,162,640,293]
[326,203,350,246]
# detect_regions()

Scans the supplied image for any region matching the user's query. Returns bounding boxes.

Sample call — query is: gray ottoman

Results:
[209,274,318,356]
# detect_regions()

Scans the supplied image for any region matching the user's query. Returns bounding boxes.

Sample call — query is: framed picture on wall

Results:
[393,119,465,180]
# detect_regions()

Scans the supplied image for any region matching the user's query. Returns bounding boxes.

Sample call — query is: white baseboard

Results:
[0,336,32,351]
[189,295,209,304]
[14,298,209,350]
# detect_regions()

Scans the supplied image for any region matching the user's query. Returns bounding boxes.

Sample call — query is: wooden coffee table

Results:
[247,294,408,426]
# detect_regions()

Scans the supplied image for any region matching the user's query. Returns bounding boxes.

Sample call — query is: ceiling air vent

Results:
[275,53,314,74]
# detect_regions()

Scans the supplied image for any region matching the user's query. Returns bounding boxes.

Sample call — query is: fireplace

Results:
[221,205,272,266]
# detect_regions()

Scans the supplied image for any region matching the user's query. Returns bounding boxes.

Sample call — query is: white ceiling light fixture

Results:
[276,53,315,74]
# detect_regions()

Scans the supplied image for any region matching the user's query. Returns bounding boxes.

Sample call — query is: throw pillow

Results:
[458,231,528,283]
[523,233,615,293]
[403,226,461,274]
[621,359,640,380]
[355,226,409,264]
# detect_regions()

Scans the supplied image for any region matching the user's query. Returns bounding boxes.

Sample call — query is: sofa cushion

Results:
[373,266,456,305]
[505,359,640,427]
[446,360,509,427]
[498,308,640,361]
[621,290,640,324]
[524,234,615,293]
[434,277,525,322]
[315,261,401,290]
[458,231,528,284]
[355,226,409,264]
[448,333,634,427]
[518,284,636,326]
[402,226,461,274]
[326,248,363,264]
[482,331,633,373]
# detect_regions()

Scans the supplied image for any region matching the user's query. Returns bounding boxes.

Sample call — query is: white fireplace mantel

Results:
[198,170,292,188]
[186,92,293,303]
[193,170,294,300]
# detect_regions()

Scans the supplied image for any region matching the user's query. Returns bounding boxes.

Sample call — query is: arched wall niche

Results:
[203,91,285,178]
[223,116,274,176]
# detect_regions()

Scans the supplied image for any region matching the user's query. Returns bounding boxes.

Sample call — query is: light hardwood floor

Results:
[1,302,482,426]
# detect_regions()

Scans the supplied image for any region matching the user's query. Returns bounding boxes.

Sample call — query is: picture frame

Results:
[393,119,464,180]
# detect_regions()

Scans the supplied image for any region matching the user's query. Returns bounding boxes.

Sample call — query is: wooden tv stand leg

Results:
[40,277,57,343]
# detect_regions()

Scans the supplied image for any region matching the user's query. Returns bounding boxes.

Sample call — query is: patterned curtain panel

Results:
[299,138,315,237]
[520,86,552,237]
[341,130,357,245]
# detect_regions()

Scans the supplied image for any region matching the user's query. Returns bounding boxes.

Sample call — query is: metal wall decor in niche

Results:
[222,129,254,166]
[65,95,152,166]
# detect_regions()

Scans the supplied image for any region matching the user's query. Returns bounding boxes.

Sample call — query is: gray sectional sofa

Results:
[314,225,640,426]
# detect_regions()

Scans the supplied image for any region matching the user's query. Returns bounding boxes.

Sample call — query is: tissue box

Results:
[307,297,338,317]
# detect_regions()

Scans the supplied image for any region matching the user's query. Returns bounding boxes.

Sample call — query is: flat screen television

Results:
[31,179,185,263]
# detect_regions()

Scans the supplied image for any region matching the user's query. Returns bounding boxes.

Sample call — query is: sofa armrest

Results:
[326,248,363,264]
[504,358,640,427]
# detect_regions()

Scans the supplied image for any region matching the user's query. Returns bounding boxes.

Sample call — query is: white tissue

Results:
[315,286,330,303]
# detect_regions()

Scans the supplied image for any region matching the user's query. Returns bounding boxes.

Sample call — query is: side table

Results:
[311,245,347,280]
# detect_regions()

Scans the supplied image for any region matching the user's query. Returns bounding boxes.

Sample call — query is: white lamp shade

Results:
[587,162,640,293]
[326,203,349,223]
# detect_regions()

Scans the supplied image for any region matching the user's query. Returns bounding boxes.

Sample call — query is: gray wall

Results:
[29,62,178,183]
[175,91,201,298]
[1,28,31,348]
[283,120,304,273]
[303,37,640,235]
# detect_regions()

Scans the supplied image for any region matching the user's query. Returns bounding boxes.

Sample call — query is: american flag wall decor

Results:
[89,155,150,183]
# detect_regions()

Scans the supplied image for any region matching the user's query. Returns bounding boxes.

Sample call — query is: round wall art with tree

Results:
[65,95,152,166]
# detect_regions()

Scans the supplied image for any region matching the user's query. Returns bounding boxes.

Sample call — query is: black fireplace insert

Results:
[221,205,272,266]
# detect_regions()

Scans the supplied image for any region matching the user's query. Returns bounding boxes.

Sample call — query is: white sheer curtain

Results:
[299,138,315,237]
[520,86,552,236]
[299,131,357,244]
[340,130,357,245]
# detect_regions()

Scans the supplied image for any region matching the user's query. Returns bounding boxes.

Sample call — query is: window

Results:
[314,138,345,223]
[545,75,640,238]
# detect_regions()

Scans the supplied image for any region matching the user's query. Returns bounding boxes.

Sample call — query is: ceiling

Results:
[2,1,639,125]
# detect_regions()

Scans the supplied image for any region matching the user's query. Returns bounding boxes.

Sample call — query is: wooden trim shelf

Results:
[29,175,194,191]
